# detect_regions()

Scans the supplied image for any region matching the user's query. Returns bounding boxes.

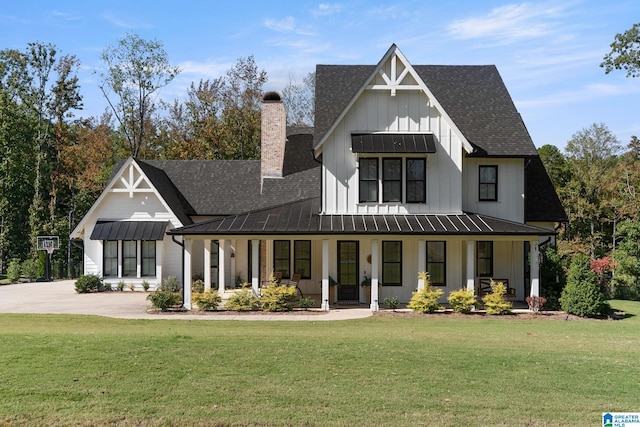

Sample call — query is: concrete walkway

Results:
[0,280,373,321]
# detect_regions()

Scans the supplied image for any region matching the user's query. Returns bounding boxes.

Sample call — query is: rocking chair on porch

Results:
[477,278,516,298]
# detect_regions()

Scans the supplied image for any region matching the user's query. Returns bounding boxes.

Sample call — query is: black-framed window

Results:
[382,158,402,202]
[122,240,137,277]
[274,240,291,279]
[477,241,493,277]
[359,158,378,203]
[426,241,446,286]
[104,240,118,277]
[210,240,219,269]
[406,158,426,203]
[294,240,311,279]
[141,241,156,277]
[382,241,402,286]
[479,165,498,201]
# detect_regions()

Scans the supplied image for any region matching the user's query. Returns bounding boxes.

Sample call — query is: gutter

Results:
[171,234,185,306]
[312,149,323,213]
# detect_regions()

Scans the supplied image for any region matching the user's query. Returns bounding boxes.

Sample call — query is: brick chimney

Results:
[261,91,287,185]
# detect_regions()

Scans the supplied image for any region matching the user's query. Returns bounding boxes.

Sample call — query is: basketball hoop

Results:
[43,241,55,256]
[37,236,60,255]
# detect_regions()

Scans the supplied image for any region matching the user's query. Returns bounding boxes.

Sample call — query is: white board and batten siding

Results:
[322,89,464,216]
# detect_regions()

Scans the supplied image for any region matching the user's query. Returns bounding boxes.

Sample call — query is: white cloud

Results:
[312,3,343,16]
[103,13,152,29]
[52,10,82,21]
[447,2,566,42]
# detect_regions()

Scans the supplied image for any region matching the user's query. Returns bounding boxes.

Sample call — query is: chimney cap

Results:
[263,91,281,102]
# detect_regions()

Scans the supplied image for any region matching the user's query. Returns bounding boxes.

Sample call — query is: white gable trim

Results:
[70,158,183,239]
[314,44,474,154]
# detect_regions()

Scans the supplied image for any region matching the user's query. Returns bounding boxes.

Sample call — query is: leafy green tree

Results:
[281,72,315,126]
[98,33,180,158]
[560,256,610,317]
[601,23,640,78]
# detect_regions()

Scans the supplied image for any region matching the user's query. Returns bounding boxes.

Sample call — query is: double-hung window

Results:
[141,241,156,277]
[479,165,498,201]
[359,158,378,203]
[104,240,118,277]
[122,241,137,277]
[476,241,493,277]
[382,241,402,286]
[382,158,402,202]
[274,240,291,279]
[294,240,311,279]
[406,158,426,203]
[426,241,446,286]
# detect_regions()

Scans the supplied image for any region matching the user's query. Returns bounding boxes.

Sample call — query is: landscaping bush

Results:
[526,296,547,313]
[192,290,222,311]
[482,280,512,315]
[147,291,182,311]
[299,297,315,310]
[407,272,443,313]
[447,288,476,313]
[224,288,260,311]
[159,276,180,292]
[117,280,125,291]
[7,258,21,283]
[260,284,298,312]
[21,259,38,282]
[384,296,400,310]
[142,280,150,291]
[560,256,611,317]
[75,275,102,293]
[192,279,205,294]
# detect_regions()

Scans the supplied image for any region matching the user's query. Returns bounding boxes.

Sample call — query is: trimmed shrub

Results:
[147,291,182,311]
[261,284,298,312]
[7,258,21,283]
[482,280,512,315]
[225,288,260,311]
[117,280,125,291]
[525,296,547,313]
[75,275,102,293]
[448,288,476,313]
[192,279,205,294]
[299,297,315,310]
[193,290,222,311]
[142,280,150,291]
[159,276,180,292]
[560,256,611,317]
[408,272,443,313]
[384,296,400,310]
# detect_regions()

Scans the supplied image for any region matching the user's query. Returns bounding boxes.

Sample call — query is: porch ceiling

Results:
[168,198,554,237]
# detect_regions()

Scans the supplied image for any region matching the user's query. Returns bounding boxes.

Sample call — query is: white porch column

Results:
[183,239,192,310]
[321,239,330,311]
[204,239,211,291]
[218,239,226,293]
[370,239,379,311]
[466,240,475,292]
[251,239,259,295]
[417,240,426,290]
[530,240,540,297]
[156,240,163,287]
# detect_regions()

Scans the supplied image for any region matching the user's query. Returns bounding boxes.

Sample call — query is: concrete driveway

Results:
[0,280,372,321]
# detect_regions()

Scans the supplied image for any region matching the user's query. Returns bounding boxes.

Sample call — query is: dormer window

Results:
[406,158,426,203]
[359,158,379,203]
[358,157,427,204]
[382,158,402,202]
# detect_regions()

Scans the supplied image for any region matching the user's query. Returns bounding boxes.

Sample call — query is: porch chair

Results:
[477,278,516,298]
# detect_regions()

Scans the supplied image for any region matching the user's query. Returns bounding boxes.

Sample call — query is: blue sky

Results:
[2,0,639,151]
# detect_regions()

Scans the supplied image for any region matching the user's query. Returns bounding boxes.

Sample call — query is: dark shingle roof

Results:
[314,64,538,157]
[525,156,568,222]
[137,159,320,218]
[169,197,556,236]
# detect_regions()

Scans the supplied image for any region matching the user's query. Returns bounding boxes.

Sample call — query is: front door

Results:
[338,241,359,301]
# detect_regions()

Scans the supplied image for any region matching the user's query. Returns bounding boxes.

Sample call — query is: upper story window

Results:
[382,158,402,202]
[359,158,378,203]
[479,165,498,201]
[406,158,426,203]
[359,157,427,204]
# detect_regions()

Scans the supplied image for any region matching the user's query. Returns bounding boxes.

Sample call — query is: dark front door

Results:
[338,241,359,301]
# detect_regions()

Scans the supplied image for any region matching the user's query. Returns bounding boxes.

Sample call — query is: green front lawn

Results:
[1,300,639,426]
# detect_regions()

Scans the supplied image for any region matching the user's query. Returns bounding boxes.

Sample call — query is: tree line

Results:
[0,33,313,277]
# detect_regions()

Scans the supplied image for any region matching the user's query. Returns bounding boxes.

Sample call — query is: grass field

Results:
[1,300,639,426]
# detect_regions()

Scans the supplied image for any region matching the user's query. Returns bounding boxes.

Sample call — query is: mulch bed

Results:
[373,309,624,321]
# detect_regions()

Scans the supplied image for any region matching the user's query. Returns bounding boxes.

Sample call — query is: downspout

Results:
[171,234,185,305]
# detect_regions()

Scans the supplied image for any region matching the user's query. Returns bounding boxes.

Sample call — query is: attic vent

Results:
[263,91,281,101]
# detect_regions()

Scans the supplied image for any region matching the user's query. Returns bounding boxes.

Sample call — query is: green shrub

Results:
[142,280,150,291]
[193,290,222,311]
[147,291,182,311]
[21,259,38,282]
[407,272,443,313]
[192,279,205,294]
[560,256,610,317]
[299,297,315,310]
[117,280,125,291]
[7,259,21,283]
[448,288,476,313]
[384,296,400,310]
[104,282,112,291]
[261,284,298,312]
[224,288,260,311]
[159,276,180,292]
[75,275,102,293]
[482,280,513,315]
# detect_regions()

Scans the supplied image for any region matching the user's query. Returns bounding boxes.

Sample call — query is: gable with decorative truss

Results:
[367,48,423,96]
[110,162,155,198]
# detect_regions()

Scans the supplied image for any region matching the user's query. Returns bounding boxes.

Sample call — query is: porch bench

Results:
[477,278,516,298]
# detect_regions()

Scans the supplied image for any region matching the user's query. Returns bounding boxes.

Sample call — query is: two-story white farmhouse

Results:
[71,45,566,310]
